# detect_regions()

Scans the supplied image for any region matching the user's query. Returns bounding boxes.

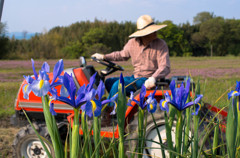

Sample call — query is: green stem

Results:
[93,116,100,158]
[212,122,219,157]
[138,107,145,158]
[118,116,125,158]
[183,108,190,155]
[81,112,90,158]
[71,108,80,158]
[42,95,64,158]
[193,108,199,158]
[176,111,183,158]
[164,111,173,158]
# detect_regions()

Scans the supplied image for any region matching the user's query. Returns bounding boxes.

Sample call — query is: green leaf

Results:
[226,98,238,158]
[116,81,127,158]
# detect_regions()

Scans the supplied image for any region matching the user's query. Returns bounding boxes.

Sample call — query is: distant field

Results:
[1,57,240,117]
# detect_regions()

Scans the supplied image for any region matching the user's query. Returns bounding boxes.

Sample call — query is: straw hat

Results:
[129,15,167,38]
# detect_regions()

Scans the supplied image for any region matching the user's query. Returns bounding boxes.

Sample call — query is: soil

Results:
[0,117,20,158]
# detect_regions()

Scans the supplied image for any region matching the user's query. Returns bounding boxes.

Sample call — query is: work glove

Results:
[91,53,104,60]
[144,77,156,89]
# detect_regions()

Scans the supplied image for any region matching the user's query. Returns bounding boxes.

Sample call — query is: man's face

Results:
[140,32,157,46]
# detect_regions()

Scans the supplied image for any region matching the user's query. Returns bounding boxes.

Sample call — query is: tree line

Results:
[0,11,240,59]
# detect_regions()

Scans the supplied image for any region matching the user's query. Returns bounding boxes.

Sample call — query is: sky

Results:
[1,0,240,33]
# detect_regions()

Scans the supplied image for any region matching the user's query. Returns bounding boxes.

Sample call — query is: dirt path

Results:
[0,117,20,158]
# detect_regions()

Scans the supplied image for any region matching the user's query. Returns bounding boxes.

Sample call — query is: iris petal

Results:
[77,84,86,96]
[160,99,169,112]
[92,99,102,117]
[147,99,157,113]
[60,85,69,97]
[87,72,97,92]
[170,80,176,100]
[41,62,50,73]
[228,91,240,100]
[97,80,105,100]
[84,101,93,118]
[194,95,203,104]
[75,91,85,107]
[63,73,76,106]
[183,79,191,104]
[236,81,240,92]
[49,100,57,116]
[31,80,50,97]
[23,75,34,84]
[192,103,201,115]
[139,85,146,109]
[165,91,171,102]
[31,59,38,80]
[22,84,32,99]
[51,59,64,85]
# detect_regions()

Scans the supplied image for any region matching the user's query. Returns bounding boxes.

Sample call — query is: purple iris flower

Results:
[81,72,102,117]
[228,81,240,99]
[23,59,50,98]
[160,79,203,115]
[145,87,158,113]
[48,88,58,116]
[82,78,118,117]
[23,59,64,99]
[56,73,86,109]
[127,85,147,110]
[22,75,34,99]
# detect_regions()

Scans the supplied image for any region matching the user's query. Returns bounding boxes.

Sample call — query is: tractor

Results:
[10,57,227,158]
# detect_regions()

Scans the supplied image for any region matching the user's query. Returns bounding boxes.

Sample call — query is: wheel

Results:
[144,113,176,158]
[126,109,178,158]
[12,123,55,158]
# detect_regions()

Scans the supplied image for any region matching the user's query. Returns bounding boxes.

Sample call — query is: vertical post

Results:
[0,0,4,22]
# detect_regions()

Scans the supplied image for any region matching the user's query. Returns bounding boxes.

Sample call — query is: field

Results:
[1,56,240,157]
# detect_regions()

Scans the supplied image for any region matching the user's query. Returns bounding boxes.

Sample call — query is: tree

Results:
[193,11,215,25]
[199,17,224,56]
[157,20,186,56]
[0,22,9,59]
[222,19,240,56]
[61,41,83,59]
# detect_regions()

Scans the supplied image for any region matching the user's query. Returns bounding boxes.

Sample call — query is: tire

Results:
[126,108,177,158]
[144,112,176,158]
[12,123,55,158]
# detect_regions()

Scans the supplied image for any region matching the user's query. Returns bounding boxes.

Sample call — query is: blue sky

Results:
[1,0,240,33]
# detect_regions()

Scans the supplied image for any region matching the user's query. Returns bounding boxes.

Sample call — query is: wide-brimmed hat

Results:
[129,15,167,38]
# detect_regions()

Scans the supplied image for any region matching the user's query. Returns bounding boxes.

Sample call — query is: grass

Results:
[0,57,240,117]
[0,82,21,117]
[196,77,237,108]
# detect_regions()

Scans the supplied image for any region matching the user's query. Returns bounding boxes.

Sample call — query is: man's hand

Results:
[144,77,156,89]
[91,53,104,60]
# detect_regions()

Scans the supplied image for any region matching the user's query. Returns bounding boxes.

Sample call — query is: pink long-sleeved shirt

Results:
[105,38,171,79]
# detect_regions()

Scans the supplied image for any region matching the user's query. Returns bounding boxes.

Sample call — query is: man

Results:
[92,15,170,99]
